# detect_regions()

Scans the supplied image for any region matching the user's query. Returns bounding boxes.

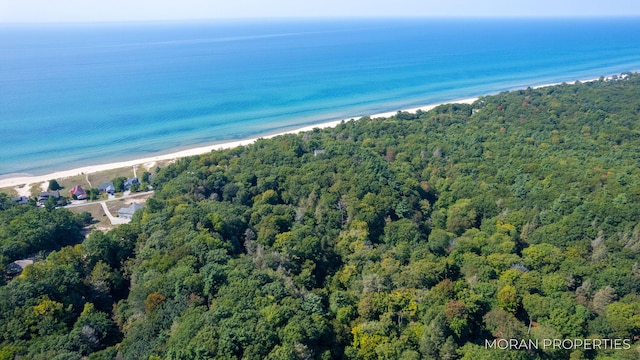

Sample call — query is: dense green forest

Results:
[2,74,640,359]
[0,198,90,272]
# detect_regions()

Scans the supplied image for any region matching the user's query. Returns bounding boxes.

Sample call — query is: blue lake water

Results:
[1,18,640,176]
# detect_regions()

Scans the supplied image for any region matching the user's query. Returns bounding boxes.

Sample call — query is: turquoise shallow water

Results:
[1,18,640,176]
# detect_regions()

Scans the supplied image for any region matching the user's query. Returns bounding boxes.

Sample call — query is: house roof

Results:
[6,259,34,275]
[70,185,86,195]
[38,191,60,201]
[12,196,29,205]
[124,178,140,189]
[118,202,145,217]
[98,182,115,191]
[13,259,34,269]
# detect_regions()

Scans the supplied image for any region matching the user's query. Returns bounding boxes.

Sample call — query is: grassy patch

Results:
[45,167,138,194]
[54,167,134,192]
[107,199,128,216]
[56,174,89,193]
[106,192,151,216]
[87,167,136,189]
[67,203,111,230]
[29,183,44,197]
[0,187,19,197]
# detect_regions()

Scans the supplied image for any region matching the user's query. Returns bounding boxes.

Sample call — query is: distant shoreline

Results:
[0,74,623,190]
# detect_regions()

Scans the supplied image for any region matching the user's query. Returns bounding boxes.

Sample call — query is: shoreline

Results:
[0,74,626,190]
[0,97,476,190]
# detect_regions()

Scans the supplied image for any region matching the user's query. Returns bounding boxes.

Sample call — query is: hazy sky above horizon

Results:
[2,0,640,23]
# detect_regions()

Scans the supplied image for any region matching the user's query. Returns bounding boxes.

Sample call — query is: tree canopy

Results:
[2,73,640,359]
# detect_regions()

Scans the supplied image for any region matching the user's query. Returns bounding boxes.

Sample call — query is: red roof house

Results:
[70,185,87,200]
